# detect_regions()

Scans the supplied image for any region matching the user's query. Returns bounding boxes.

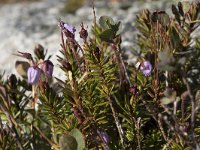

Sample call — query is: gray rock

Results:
[0,0,183,79]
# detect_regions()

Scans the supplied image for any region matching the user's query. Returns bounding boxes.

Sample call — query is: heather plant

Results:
[0,1,200,150]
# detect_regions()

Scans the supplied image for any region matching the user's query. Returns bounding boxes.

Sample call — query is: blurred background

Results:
[0,0,191,78]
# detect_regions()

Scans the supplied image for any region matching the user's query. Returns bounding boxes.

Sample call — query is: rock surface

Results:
[0,0,180,79]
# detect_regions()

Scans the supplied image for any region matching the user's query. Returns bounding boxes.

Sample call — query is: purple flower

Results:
[41,60,54,78]
[140,61,152,76]
[58,20,76,38]
[27,67,41,84]
[64,23,76,34]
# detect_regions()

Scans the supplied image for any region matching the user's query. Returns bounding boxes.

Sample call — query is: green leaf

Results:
[99,16,122,42]
[170,141,183,150]
[69,129,85,150]
[158,13,170,26]
[137,72,146,86]
[15,61,30,78]
[99,29,116,42]
[110,21,122,35]
[94,101,109,108]
[171,4,181,24]
[178,2,184,16]
[170,26,181,48]
[181,1,190,14]
[0,112,8,121]
[172,5,179,16]
[59,134,78,150]
[99,16,115,30]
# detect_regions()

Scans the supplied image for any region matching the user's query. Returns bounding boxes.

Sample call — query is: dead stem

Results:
[182,76,199,149]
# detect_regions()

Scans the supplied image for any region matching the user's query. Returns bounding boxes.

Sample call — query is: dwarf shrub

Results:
[0,1,200,149]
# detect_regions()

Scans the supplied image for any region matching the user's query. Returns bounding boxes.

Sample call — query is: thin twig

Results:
[68,37,84,56]
[162,105,198,149]
[157,115,168,141]
[71,46,83,74]
[61,31,68,60]
[113,43,131,86]
[182,76,199,149]
[189,19,200,23]
[33,126,59,150]
[92,3,97,45]
[182,77,195,128]
[133,117,141,150]
[109,98,125,149]
[162,114,192,146]
[141,100,168,142]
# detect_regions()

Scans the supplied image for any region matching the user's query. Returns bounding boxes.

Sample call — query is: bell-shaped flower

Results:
[140,61,152,76]
[64,23,76,34]
[41,60,54,78]
[58,20,76,38]
[27,66,41,84]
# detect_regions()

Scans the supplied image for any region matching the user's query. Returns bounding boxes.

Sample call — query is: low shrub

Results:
[0,1,200,149]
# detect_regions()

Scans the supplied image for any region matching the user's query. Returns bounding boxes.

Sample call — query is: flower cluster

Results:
[59,19,88,42]
[17,51,54,85]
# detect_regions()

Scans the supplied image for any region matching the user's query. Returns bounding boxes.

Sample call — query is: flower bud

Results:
[17,51,33,61]
[62,60,72,72]
[34,44,45,60]
[41,60,54,78]
[140,61,152,76]
[27,66,41,84]
[79,23,88,42]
